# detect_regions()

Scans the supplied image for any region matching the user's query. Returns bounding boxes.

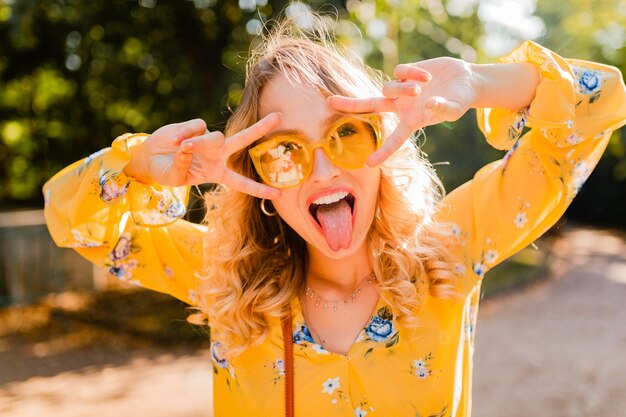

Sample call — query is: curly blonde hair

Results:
[195,14,457,358]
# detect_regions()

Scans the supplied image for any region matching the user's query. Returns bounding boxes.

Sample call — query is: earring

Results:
[260,198,277,216]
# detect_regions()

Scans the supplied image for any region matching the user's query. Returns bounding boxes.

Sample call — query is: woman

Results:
[44,15,626,417]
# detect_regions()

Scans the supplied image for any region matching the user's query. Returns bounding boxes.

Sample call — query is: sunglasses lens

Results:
[257,140,308,188]
[250,115,380,188]
[328,118,378,169]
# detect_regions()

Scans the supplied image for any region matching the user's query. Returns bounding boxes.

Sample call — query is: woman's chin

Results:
[307,233,366,259]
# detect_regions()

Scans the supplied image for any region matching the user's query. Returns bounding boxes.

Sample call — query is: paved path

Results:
[0,350,213,417]
[1,228,625,416]
[473,228,626,417]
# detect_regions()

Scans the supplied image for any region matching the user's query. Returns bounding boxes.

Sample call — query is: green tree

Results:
[533,0,626,224]
[1,0,624,225]
[333,0,498,192]
[0,0,285,204]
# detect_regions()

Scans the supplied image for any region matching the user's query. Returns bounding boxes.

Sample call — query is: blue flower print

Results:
[410,353,434,381]
[108,265,125,278]
[366,315,393,342]
[508,108,528,141]
[579,70,600,94]
[211,341,229,369]
[513,113,527,131]
[293,324,314,344]
[569,160,592,198]
[365,306,397,344]
[211,340,238,389]
[473,262,487,277]
[98,169,129,202]
[105,233,142,283]
[110,233,131,261]
[501,138,521,173]
[415,367,429,379]
[265,358,285,384]
[106,262,139,285]
[165,200,186,218]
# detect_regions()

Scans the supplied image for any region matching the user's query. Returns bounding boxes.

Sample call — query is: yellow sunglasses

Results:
[248,113,382,189]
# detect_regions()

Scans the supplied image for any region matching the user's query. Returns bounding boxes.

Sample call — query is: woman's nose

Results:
[309,147,340,183]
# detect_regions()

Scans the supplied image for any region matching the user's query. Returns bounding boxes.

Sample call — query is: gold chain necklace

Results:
[304,272,376,312]
[301,300,327,348]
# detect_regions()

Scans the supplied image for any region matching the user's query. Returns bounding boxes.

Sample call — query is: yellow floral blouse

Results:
[43,41,626,417]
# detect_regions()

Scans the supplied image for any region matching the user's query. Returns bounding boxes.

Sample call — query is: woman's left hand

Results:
[328,57,477,166]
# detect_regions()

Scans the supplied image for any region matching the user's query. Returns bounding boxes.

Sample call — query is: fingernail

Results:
[181,140,192,151]
[393,65,405,78]
[409,85,420,95]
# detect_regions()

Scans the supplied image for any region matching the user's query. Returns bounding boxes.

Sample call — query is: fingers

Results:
[394,64,432,82]
[171,118,208,144]
[180,130,225,152]
[168,148,194,185]
[367,119,416,167]
[327,95,397,114]
[382,81,421,98]
[223,169,281,200]
[225,112,281,155]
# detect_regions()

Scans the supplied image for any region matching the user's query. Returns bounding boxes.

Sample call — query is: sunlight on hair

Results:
[193,11,458,358]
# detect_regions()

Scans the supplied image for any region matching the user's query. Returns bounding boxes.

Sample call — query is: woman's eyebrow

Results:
[323,112,345,127]
[266,112,345,138]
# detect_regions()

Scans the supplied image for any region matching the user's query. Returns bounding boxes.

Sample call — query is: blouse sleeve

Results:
[438,41,626,285]
[43,133,207,305]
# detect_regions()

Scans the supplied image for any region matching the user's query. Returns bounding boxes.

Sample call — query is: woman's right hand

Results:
[124,113,282,199]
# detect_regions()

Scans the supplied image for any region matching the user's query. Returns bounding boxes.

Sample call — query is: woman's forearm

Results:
[470,62,541,110]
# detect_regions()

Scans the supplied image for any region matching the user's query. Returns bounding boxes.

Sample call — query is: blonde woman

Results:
[44,15,626,417]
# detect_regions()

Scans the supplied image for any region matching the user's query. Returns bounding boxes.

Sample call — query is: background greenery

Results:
[1,0,624,224]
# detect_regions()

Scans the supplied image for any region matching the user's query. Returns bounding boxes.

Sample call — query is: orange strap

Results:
[281,311,295,417]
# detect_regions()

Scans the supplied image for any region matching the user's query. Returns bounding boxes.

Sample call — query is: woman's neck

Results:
[305,242,373,297]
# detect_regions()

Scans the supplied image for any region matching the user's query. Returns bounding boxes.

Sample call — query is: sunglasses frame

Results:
[248,113,383,189]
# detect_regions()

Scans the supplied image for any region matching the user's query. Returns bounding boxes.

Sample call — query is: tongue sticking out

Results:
[315,199,353,252]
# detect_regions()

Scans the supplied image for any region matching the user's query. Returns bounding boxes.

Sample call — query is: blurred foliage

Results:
[532,0,626,224]
[0,0,624,223]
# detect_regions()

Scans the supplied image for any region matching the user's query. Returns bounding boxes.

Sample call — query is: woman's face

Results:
[258,74,381,259]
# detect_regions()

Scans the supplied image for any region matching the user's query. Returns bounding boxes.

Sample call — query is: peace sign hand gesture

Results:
[125,113,282,200]
[328,57,477,166]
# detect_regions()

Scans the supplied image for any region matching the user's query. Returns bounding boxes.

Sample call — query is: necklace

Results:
[301,300,327,348]
[304,272,376,312]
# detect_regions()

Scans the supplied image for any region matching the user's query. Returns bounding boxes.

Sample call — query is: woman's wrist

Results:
[470,62,541,110]
[124,139,152,184]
